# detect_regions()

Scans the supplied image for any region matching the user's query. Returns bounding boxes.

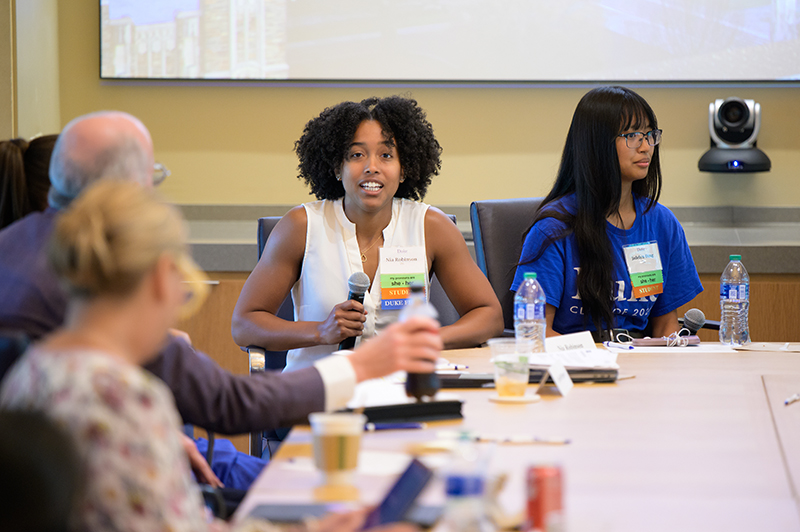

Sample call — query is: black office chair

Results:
[470,198,544,336]
[470,198,719,338]
[244,214,461,457]
[0,410,83,532]
[0,330,30,382]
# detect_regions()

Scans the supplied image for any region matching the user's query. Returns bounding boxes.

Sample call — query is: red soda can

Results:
[525,464,563,532]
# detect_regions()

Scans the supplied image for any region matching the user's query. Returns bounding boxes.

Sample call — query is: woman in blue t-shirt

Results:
[512,86,702,340]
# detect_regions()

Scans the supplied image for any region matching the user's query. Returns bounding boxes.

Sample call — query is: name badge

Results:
[623,241,664,298]
[535,362,574,396]
[379,246,427,310]
[545,331,595,353]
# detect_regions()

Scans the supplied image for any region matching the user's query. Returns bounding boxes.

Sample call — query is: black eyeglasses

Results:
[153,163,171,186]
[618,129,663,149]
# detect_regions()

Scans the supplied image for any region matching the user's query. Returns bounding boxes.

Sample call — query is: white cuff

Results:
[313,352,357,412]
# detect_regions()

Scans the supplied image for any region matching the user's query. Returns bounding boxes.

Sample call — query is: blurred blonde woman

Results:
[0,180,424,532]
[0,180,217,530]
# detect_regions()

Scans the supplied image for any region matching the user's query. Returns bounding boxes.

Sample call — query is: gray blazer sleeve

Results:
[143,336,325,434]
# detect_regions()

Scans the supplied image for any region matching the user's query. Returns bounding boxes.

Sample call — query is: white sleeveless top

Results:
[284,198,429,372]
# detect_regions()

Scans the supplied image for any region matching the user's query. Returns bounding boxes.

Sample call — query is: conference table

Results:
[234,343,800,531]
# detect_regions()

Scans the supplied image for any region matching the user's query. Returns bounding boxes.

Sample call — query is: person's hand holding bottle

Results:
[347,316,441,383]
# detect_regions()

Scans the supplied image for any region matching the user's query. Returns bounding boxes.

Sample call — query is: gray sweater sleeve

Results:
[143,337,325,434]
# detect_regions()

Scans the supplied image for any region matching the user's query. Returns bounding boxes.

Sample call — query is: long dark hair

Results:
[525,86,662,331]
[0,135,58,229]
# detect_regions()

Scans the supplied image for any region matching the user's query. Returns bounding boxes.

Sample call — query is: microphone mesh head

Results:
[348,271,371,294]
[684,308,706,333]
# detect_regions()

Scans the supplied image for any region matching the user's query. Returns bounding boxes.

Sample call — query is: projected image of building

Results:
[101,0,288,79]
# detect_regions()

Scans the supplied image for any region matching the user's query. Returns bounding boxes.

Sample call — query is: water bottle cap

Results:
[729,254,741,260]
[524,272,537,280]
[446,474,485,496]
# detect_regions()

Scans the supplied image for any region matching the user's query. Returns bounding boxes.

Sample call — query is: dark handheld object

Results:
[403,281,441,401]
[682,308,706,335]
[405,372,441,402]
[338,272,371,351]
[361,458,434,530]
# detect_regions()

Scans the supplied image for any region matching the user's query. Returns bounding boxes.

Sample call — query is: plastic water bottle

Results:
[399,281,440,401]
[399,281,439,322]
[514,272,546,353]
[440,433,495,532]
[719,254,750,346]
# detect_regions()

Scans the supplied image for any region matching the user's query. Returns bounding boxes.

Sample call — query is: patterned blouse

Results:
[0,348,210,532]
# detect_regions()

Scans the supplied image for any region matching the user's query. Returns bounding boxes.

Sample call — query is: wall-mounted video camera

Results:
[698,97,770,173]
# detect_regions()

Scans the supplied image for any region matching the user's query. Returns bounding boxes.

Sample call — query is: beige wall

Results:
[0,0,16,138]
[56,1,800,208]
[16,0,60,139]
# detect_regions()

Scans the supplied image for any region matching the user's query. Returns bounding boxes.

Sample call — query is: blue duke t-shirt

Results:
[511,194,702,334]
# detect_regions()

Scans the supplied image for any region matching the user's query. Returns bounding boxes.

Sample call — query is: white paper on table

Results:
[281,450,412,476]
[435,357,469,374]
[528,349,620,370]
[282,449,452,478]
[734,342,800,353]
[436,358,450,369]
[627,344,736,354]
[346,375,462,409]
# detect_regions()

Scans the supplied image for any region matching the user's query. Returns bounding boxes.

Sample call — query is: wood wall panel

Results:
[176,272,251,453]
[678,274,800,343]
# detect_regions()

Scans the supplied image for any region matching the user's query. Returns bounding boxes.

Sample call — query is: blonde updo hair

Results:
[48,179,208,318]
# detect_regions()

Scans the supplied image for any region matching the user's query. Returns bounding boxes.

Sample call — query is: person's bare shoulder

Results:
[267,205,308,253]
[424,206,463,247]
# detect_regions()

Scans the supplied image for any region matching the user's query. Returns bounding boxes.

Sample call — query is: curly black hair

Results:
[294,96,443,201]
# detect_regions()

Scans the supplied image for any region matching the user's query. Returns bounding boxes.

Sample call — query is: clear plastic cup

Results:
[308,412,366,486]
[488,338,531,397]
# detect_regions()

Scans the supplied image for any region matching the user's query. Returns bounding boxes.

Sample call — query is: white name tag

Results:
[536,362,574,396]
[545,331,596,352]
[623,241,662,273]
[379,246,427,310]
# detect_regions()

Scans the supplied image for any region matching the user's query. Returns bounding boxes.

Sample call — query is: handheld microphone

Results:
[683,308,706,335]
[338,272,371,351]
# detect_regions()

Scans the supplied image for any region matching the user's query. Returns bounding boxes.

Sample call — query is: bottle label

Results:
[515,302,545,320]
[720,283,749,301]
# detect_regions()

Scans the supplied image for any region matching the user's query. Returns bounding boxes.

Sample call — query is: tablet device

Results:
[361,458,434,529]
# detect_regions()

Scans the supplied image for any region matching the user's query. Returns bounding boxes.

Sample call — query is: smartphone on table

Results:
[360,458,434,529]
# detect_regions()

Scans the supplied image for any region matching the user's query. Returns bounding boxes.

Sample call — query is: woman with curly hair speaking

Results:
[233,96,502,371]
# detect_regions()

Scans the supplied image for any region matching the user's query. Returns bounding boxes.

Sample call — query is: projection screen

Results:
[100,0,800,82]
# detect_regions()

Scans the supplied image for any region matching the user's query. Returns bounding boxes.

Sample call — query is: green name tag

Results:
[630,270,663,288]
[379,272,425,288]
